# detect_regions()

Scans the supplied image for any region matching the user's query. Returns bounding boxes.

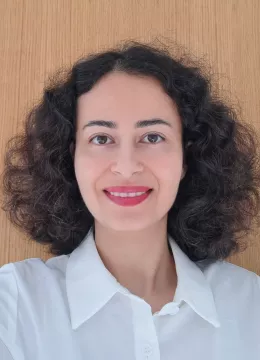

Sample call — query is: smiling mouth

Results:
[103,189,153,195]
[103,188,153,206]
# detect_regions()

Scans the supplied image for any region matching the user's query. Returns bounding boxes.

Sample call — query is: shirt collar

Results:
[66,226,221,330]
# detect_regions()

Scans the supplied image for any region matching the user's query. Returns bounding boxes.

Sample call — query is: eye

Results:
[89,135,112,145]
[143,133,165,144]
[89,133,165,145]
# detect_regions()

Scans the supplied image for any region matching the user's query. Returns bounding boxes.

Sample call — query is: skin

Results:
[71,71,187,314]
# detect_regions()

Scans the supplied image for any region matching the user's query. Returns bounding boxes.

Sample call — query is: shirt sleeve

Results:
[0,337,15,360]
[0,263,22,360]
[257,273,260,289]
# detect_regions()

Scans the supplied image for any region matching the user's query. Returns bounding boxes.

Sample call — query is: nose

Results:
[110,148,144,177]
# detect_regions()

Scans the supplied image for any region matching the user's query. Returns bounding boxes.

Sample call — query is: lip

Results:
[104,186,152,193]
[104,189,153,206]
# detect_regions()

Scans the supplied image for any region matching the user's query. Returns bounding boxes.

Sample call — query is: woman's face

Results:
[73,71,186,231]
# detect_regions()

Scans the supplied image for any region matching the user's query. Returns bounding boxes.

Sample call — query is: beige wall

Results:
[0,0,259,274]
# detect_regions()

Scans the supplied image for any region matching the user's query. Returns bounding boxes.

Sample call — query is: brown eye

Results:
[89,133,165,145]
[142,133,165,144]
[90,135,112,145]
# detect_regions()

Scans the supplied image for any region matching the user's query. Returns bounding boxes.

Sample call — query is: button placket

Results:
[143,343,153,358]
[131,298,160,359]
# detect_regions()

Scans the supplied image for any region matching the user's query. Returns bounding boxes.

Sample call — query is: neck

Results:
[93,221,177,300]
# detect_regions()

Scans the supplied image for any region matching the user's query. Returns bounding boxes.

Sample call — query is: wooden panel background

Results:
[0,0,259,274]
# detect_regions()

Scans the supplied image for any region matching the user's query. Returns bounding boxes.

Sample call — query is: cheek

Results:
[157,155,183,179]
[74,151,108,191]
[157,157,183,199]
[74,145,183,191]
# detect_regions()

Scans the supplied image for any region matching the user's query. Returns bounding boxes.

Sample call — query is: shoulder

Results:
[197,257,259,279]
[196,258,260,310]
[0,255,69,291]
[196,258,260,288]
[0,262,19,344]
[0,255,69,342]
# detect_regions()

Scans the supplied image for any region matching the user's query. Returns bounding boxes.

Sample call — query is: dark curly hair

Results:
[1,38,260,262]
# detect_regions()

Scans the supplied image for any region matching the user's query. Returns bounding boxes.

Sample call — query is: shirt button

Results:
[143,343,153,358]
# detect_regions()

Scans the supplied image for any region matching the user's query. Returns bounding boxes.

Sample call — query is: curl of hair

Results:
[1,37,260,261]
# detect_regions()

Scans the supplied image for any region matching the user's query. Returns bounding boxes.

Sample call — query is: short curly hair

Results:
[1,38,260,262]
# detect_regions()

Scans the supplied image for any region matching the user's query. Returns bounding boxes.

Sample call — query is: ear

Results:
[181,164,187,180]
[70,142,75,157]
[181,141,192,179]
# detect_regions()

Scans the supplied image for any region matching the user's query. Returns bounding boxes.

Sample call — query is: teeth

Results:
[108,191,147,197]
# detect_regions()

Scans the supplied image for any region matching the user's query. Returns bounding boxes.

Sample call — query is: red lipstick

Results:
[103,186,153,207]
[104,186,151,193]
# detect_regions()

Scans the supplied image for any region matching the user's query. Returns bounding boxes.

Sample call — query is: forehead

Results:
[81,71,164,93]
[76,72,181,131]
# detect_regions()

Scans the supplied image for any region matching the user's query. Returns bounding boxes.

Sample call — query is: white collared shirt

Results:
[0,226,260,360]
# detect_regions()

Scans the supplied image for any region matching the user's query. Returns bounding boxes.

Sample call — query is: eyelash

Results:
[89,133,166,145]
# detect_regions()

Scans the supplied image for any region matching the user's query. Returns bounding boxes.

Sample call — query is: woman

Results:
[0,39,260,359]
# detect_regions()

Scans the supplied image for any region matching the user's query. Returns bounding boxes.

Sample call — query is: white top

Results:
[0,226,260,360]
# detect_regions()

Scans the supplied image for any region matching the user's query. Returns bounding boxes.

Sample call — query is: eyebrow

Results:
[82,118,173,130]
